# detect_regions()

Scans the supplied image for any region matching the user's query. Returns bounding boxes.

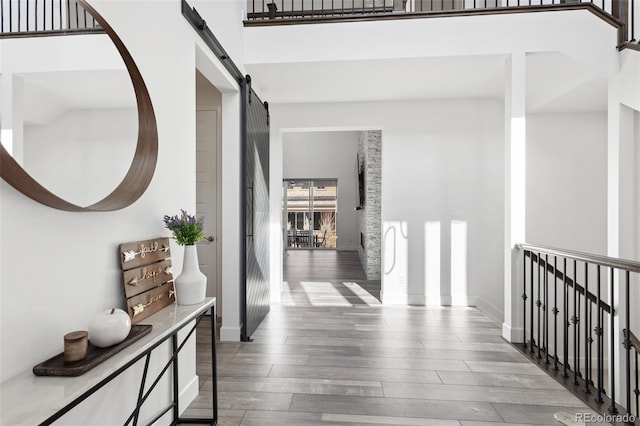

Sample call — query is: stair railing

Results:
[245,0,639,48]
[517,243,640,423]
[625,328,640,420]
[1,0,100,34]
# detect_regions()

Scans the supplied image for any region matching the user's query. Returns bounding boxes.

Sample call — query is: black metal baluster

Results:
[609,267,618,414]
[51,0,54,30]
[523,251,528,351]
[1,0,4,33]
[544,254,549,363]
[624,270,631,415]
[44,0,47,30]
[631,0,636,42]
[553,255,559,371]
[588,281,594,390]
[572,259,579,384]
[66,0,70,30]
[635,351,639,418]
[75,1,78,28]
[531,251,535,353]
[596,265,604,403]
[59,0,63,29]
[26,0,30,31]
[564,257,569,377]
[537,252,542,358]
[33,0,40,31]
[584,262,591,393]
[576,291,581,385]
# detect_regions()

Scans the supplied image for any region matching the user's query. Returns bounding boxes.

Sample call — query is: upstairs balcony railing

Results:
[0,0,101,35]
[246,0,638,47]
[517,243,640,424]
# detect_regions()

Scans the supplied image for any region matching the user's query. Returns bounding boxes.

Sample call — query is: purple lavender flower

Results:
[163,209,204,245]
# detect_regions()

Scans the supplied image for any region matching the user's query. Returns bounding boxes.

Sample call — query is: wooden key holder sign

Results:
[119,237,175,324]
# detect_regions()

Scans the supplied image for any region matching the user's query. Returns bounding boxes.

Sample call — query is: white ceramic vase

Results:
[174,245,207,305]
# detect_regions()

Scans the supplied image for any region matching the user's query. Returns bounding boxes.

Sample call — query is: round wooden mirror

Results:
[0,0,157,212]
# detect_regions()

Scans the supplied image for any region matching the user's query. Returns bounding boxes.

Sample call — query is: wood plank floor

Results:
[184,250,601,425]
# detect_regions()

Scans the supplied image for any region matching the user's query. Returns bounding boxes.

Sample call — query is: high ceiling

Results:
[246,51,608,113]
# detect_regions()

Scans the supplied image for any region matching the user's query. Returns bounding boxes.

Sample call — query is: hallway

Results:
[282,250,381,306]
[185,250,599,425]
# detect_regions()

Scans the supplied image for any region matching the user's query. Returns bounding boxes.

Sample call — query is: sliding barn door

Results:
[241,76,270,341]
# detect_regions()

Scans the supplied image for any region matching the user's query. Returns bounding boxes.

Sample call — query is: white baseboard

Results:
[407,294,425,305]
[219,325,241,341]
[393,294,505,326]
[502,323,524,343]
[476,296,504,326]
[380,291,409,305]
[179,375,200,415]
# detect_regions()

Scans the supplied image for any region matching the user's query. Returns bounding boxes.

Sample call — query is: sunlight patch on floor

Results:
[280,280,382,307]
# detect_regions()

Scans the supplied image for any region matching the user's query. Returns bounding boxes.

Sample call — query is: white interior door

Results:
[196,108,220,312]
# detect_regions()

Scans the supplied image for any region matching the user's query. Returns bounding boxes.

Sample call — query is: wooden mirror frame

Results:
[0,0,158,212]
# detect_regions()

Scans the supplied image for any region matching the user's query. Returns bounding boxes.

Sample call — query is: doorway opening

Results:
[195,70,222,317]
[283,179,337,249]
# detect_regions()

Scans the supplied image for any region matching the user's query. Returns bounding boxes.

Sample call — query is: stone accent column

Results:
[357,130,382,280]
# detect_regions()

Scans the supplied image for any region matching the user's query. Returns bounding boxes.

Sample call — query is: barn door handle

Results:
[247,185,254,239]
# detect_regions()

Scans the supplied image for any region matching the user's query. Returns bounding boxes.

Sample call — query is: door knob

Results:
[205,235,215,243]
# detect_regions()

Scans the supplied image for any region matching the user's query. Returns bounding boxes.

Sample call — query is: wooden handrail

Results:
[525,251,612,314]
[624,329,640,352]
[245,3,622,29]
[620,41,640,52]
[612,0,629,47]
[518,243,640,274]
[0,28,103,39]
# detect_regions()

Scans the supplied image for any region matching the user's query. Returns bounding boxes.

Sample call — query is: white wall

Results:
[271,99,505,320]
[245,8,617,73]
[283,131,360,250]
[191,0,248,343]
[525,112,608,254]
[634,110,640,336]
[190,0,247,76]
[0,0,241,421]
[635,111,640,263]
[24,108,137,206]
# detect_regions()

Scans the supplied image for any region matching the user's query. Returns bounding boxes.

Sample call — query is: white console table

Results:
[1,297,217,426]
